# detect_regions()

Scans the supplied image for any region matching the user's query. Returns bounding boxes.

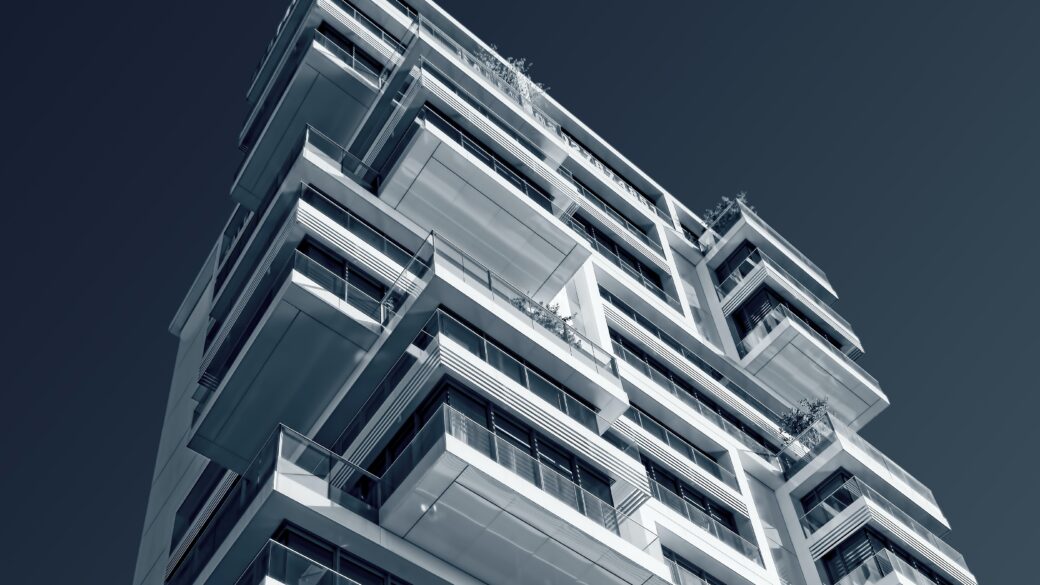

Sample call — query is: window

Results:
[732,287,841,349]
[663,547,728,585]
[274,523,413,585]
[570,213,664,290]
[714,241,757,284]
[800,469,856,514]
[644,457,738,534]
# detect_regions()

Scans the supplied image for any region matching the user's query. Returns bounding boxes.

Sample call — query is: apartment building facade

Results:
[133,2,976,585]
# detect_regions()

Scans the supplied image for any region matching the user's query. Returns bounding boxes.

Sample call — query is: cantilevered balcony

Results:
[377,403,671,585]
[701,200,836,301]
[829,549,957,585]
[716,247,861,354]
[377,98,590,299]
[798,477,974,585]
[232,540,364,585]
[780,414,948,533]
[647,480,762,567]
[735,302,887,429]
[191,184,416,471]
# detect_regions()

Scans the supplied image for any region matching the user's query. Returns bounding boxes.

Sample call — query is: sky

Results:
[0,0,1036,583]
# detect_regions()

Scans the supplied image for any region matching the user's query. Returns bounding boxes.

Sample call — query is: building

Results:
[133,2,976,585]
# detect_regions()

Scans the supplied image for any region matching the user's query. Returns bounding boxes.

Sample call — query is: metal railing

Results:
[799,475,965,568]
[735,304,876,389]
[381,402,661,554]
[313,29,389,88]
[623,408,740,491]
[668,561,715,585]
[648,479,761,565]
[832,549,950,585]
[566,218,683,312]
[235,540,364,585]
[612,341,775,458]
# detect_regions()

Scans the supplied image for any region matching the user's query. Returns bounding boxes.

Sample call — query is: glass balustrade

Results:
[300,185,414,267]
[832,549,951,585]
[611,341,776,458]
[648,480,761,565]
[622,408,740,491]
[234,540,365,585]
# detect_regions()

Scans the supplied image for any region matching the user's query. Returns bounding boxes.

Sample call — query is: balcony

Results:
[716,247,861,354]
[622,409,740,493]
[797,477,974,585]
[565,217,684,314]
[233,540,365,585]
[779,414,948,532]
[377,101,590,299]
[831,549,956,585]
[736,303,887,429]
[611,340,777,460]
[378,403,672,585]
[701,200,836,301]
[647,480,762,567]
[167,426,382,585]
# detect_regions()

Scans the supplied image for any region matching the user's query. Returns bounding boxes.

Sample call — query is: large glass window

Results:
[799,468,856,514]
[663,547,728,585]
[570,214,664,290]
[644,457,738,534]
[822,528,952,585]
[274,523,412,585]
[732,287,841,349]
[714,240,757,284]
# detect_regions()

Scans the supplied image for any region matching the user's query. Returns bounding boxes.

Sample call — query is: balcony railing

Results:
[300,185,414,267]
[418,106,557,213]
[648,479,761,565]
[235,540,364,585]
[622,408,740,492]
[699,201,826,281]
[716,248,854,334]
[305,125,383,190]
[735,305,875,387]
[565,218,683,313]
[560,168,665,256]
[778,414,937,509]
[833,549,950,585]
[329,0,406,54]
[167,426,380,585]
[313,29,390,88]
[381,402,661,553]
[292,251,383,320]
[611,341,776,458]
[798,476,965,568]
[668,561,716,585]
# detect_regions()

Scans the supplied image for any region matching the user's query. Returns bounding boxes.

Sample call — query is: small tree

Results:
[476,45,548,111]
[779,398,830,447]
[510,297,578,345]
[702,191,753,235]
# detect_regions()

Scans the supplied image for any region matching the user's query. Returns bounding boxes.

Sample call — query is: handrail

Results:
[833,549,949,585]
[305,125,383,190]
[235,540,364,585]
[648,479,762,565]
[300,185,414,266]
[560,168,665,256]
[313,29,389,88]
[329,0,406,54]
[292,251,384,320]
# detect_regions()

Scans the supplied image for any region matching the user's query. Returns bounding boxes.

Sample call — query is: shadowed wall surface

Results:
[0,1,1034,582]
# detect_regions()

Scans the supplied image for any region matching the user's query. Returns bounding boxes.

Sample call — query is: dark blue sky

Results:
[0,1,1035,583]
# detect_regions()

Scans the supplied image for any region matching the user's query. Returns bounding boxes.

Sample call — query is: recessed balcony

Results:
[779,414,949,532]
[798,477,974,585]
[377,403,672,585]
[830,549,957,585]
[735,303,887,430]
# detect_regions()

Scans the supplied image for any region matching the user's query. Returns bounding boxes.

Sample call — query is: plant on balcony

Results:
[509,297,579,346]
[476,45,548,111]
[702,191,753,237]
[779,398,829,447]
